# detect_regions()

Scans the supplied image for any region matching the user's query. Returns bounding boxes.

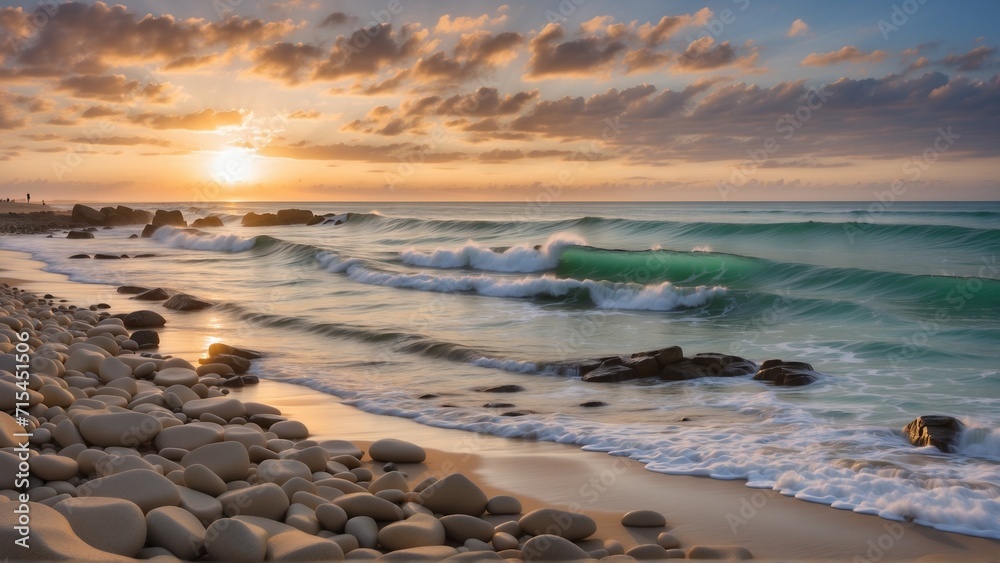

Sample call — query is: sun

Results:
[211,147,258,184]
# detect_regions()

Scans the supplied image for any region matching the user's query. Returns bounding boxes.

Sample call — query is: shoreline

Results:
[2,247,998,559]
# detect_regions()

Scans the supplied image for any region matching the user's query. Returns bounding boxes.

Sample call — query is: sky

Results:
[0,0,998,203]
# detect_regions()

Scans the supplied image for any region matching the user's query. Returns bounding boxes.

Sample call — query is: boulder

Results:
[522,534,590,561]
[369,438,426,463]
[134,287,169,301]
[70,253,90,258]
[1,502,133,561]
[277,208,314,224]
[208,342,264,359]
[378,513,446,551]
[904,415,965,453]
[117,285,150,294]
[242,212,281,227]
[130,330,160,348]
[123,309,166,328]
[418,474,488,516]
[201,353,251,374]
[67,230,95,239]
[152,209,186,227]
[582,363,636,383]
[72,204,106,225]
[141,224,161,238]
[163,293,212,311]
[78,469,181,513]
[53,497,147,556]
[753,360,821,386]
[624,356,659,378]
[519,508,596,541]
[191,216,224,228]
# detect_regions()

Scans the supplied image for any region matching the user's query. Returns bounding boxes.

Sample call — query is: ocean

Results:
[3,201,999,538]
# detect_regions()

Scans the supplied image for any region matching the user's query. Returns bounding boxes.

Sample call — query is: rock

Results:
[182,441,250,482]
[369,438,427,463]
[219,483,289,519]
[153,209,186,227]
[307,215,324,226]
[378,513,446,551]
[579,401,607,408]
[146,505,207,560]
[79,412,162,447]
[130,329,160,348]
[163,293,213,311]
[582,363,636,383]
[209,342,264,359]
[70,253,91,258]
[1,501,133,561]
[141,224,162,238]
[93,253,121,259]
[267,529,345,560]
[53,497,147,556]
[627,544,670,560]
[522,534,590,561]
[177,486,223,527]
[440,514,495,543]
[277,208,315,224]
[257,459,312,486]
[624,356,659,378]
[155,423,224,451]
[369,471,410,494]
[687,545,754,560]
[271,419,309,440]
[78,469,181,513]
[99,356,132,382]
[657,532,680,549]
[191,216,224,228]
[904,415,965,453]
[486,495,522,515]
[690,353,758,376]
[31,454,80,481]
[204,518,269,561]
[419,474,488,516]
[135,287,170,301]
[378,545,458,561]
[201,353,251,374]
[753,360,821,386]
[155,367,200,387]
[333,492,405,521]
[473,385,525,393]
[182,397,247,420]
[242,212,281,227]
[117,285,150,294]
[316,503,350,532]
[346,515,379,549]
[621,509,667,527]
[123,310,166,328]
[519,508,596,541]
[184,463,228,497]
[72,204,106,225]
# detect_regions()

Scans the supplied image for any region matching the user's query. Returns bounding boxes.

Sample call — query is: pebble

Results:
[155,423,223,451]
[369,471,410,494]
[181,397,247,421]
[627,544,670,560]
[31,454,79,481]
[440,513,496,543]
[1,501,133,561]
[270,419,310,440]
[519,508,597,541]
[687,545,754,560]
[177,486,223,526]
[77,468,181,513]
[98,356,132,383]
[316,502,350,532]
[218,483,289,520]
[333,492,405,521]
[491,531,519,551]
[622,509,667,527]
[486,495,522,515]
[378,513,447,551]
[345,515,379,549]
[153,367,199,387]
[204,518,269,561]
[522,534,590,561]
[79,411,162,447]
[183,463,228,497]
[657,532,680,549]
[257,458,312,486]
[53,497,147,557]
[267,529,345,560]
[145,505,207,559]
[419,473,489,516]
[181,441,250,482]
[369,438,427,463]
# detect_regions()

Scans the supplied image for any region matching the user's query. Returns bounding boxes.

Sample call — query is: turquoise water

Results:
[3,201,999,537]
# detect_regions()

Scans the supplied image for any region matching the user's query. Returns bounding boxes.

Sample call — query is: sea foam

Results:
[152,226,257,252]
[400,232,585,272]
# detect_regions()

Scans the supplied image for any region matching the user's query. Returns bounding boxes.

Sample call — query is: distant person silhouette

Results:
[26,193,30,204]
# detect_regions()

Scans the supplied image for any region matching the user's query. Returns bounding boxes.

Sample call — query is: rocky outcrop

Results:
[208,343,263,359]
[71,204,150,226]
[152,210,186,227]
[191,216,224,228]
[133,288,169,301]
[66,231,94,239]
[71,204,106,225]
[162,293,212,311]
[753,360,822,386]
[242,209,315,227]
[904,415,964,453]
[141,224,162,238]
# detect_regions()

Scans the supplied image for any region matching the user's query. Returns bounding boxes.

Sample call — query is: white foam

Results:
[152,226,257,252]
[400,232,585,272]
[316,251,363,273]
[693,245,713,252]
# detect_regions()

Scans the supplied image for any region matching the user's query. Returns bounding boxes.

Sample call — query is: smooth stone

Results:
[369,471,410,494]
[53,496,147,556]
[486,495,522,515]
[492,531,519,552]
[267,529,345,560]
[627,544,670,560]
[0,501,132,560]
[621,509,667,527]
[204,518,269,561]
[154,423,223,451]
[285,502,322,534]
[377,545,458,561]
[146,505,207,560]
[98,356,132,383]
[333,492,405,521]
[184,463,228,497]
[65,348,105,374]
[270,419,309,440]
[39,384,75,408]
[218,483,289,520]
[369,438,427,463]
[182,397,247,421]
[182,441,250,482]
[122,310,166,329]
[687,545,754,560]
[133,362,157,377]
[448,551,503,562]
[177,486,223,527]
[522,534,590,561]
[657,532,681,549]
[78,468,181,513]
[419,473,488,516]
[258,458,312,486]
[346,515,379,549]
[316,502,349,532]
[519,508,597,541]
[281,445,330,472]
[31,454,80,481]
[319,440,365,459]
[154,367,199,387]
[79,412,162,447]
[378,513,446,551]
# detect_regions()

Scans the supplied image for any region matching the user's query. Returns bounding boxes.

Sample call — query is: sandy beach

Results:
[2,244,999,560]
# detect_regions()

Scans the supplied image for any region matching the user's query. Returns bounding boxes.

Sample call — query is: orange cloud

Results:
[801,46,888,66]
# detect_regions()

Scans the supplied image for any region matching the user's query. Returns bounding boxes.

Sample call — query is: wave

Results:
[152,226,257,252]
[400,232,585,272]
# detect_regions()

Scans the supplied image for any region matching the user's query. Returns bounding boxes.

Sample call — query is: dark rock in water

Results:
[117,285,150,294]
[120,254,129,258]
[134,254,157,258]
[474,385,525,393]
[631,346,685,368]
[624,356,659,378]
[659,360,711,381]
[191,216,224,228]
[599,356,624,367]
[163,293,212,311]
[571,359,604,376]
[306,215,325,226]
[69,254,90,259]
[582,364,636,383]
[128,234,138,239]
[209,342,263,359]
[418,393,440,400]
[83,227,98,232]
[96,303,110,309]
[222,376,245,388]
[129,330,160,348]
[382,463,398,473]
[152,209,186,227]
[501,410,535,417]
[904,415,964,453]
[200,354,251,374]
[66,230,94,239]
[134,287,169,301]
[242,212,281,227]
[123,310,166,329]
[690,353,758,376]
[249,414,287,429]
[753,360,820,386]
[276,208,314,225]
[93,253,121,260]
[579,401,608,408]
[71,204,105,225]
[241,375,259,385]
[483,402,516,408]
[102,225,114,230]
[141,224,162,238]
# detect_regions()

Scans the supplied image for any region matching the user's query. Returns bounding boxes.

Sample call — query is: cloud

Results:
[674,37,759,71]
[637,9,712,47]
[21,133,61,141]
[434,10,508,34]
[68,135,172,147]
[130,108,244,130]
[313,23,428,81]
[526,23,627,78]
[55,74,177,103]
[801,46,889,66]
[287,109,321,119]
[942,46,996,71]
[318,11,352,27]
[260,141,466,163]
[163,54,219,71]
[81,105,124,118]
[787,19,810,38]
[249,42,323,84]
